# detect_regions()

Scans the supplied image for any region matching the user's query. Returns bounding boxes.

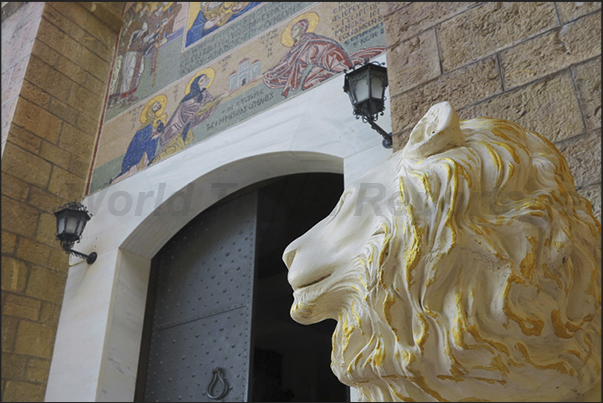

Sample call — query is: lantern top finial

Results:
[54,200,92,216]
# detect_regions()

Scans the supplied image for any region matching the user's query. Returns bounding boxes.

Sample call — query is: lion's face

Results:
[285,155,398,325]
[283,102,601,402]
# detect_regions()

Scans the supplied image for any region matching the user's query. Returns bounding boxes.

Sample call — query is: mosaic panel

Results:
[90,2,386,194]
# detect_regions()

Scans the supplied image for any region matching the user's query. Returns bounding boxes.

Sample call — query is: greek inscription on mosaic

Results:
[205,88,275,133]
[184,2,263,49]
[90,2,386,194]
[179,3,315,76]
[259,28,279,59]
[332,2,381,43]
[343,23,385,50]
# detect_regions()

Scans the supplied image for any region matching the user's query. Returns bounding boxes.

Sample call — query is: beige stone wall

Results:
[381,2,601,219]
[1,2,45,156]
[1,3,122,401]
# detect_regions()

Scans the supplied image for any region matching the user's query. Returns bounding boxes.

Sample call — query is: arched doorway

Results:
[45,56,391,400]
[135,173,347,402]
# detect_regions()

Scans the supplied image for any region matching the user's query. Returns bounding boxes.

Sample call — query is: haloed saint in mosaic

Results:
[263,12,384,98]
[111,68,221,184]
[91,3,387,194]
[108,2,184,109]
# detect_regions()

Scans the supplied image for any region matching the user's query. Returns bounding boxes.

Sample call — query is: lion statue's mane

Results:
[285,102,601,402]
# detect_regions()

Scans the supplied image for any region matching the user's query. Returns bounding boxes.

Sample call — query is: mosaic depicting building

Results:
[1,2,601,402]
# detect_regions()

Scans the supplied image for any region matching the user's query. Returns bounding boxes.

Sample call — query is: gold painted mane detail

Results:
[284,102,601,402]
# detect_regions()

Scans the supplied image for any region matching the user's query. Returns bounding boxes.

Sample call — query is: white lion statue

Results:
[283,102,601,402]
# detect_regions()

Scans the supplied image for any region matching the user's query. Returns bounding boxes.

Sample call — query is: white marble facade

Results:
[45,56,391,401]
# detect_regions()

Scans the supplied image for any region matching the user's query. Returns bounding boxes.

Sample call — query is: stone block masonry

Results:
[1,3,123,401]
[1,2,45,157]
[380,2,601,220]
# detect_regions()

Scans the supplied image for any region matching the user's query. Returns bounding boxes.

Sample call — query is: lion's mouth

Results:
[296,273,332,290]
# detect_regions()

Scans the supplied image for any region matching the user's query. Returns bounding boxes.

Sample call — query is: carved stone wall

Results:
[381,2,601,220]
[1,3,123,401]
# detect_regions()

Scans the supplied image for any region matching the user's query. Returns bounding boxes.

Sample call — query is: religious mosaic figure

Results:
[263,13,385,98]
[109,2,184,107]
[111,95,168,184]
[145,2,183,86]
[152,69,221,164]
[185,2,262,48]
[119,21,155,106]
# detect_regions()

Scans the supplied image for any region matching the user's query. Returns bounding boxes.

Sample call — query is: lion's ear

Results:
[401,101,464,158]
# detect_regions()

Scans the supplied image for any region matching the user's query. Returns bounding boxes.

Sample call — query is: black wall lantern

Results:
[343,61,393,148]
[54,201,97,264]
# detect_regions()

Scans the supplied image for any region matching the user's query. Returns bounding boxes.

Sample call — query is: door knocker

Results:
[205,367,230,400]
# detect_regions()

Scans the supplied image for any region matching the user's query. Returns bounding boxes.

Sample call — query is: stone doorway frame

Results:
[45,58,392,402]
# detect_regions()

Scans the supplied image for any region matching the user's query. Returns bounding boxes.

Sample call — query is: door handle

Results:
[206,367,230,400]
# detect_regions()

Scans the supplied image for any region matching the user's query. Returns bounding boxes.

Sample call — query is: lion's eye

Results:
[327,190,351,221]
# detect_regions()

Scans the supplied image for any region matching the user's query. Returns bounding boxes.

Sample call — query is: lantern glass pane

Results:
[370,76,384,100]
[65,216,79,235]
[344,78,357,104]
[57,214,66,235]
[76,219,87,238]
[353,76,369,103]
[347,90,356,106]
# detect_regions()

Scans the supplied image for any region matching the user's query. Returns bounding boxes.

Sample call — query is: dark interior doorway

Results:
[135,172,347,402]
[251,173,347,402]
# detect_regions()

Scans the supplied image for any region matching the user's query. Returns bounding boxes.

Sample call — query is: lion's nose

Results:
[282,245,297,269]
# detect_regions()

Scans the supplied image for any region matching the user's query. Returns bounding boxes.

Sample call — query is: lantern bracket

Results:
[64,249,98,264]
[365,115,393,148]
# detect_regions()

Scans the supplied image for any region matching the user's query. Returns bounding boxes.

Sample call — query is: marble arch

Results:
[120,150,344,258]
